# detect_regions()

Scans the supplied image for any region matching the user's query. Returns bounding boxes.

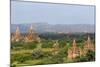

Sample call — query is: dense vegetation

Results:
[11,33,95,67]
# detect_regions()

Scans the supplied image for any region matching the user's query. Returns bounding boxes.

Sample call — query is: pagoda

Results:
[11,26,22,42]
[24,25,40,42]
[83,36,95,54]
[68,39,80,59]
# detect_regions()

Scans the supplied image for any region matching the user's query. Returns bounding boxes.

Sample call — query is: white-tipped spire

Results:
[15,26,21,36]
[29,25,33,34]
[87,35,91,48]
[30,25,33,30]
[88,35,90,41]
[16,26,20,33]
[72,39,76,46]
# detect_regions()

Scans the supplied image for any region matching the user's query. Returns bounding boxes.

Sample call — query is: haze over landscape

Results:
[11,1,95,33]
[11,23,95,33]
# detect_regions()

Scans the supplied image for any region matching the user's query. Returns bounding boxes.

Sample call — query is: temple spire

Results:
[29,25,33,34]
[24,25,40,42]
[12,26,22,42]
[72,39,77,51]
[15,26,20,35]
[87,35,92,49]
[30,25,33,30]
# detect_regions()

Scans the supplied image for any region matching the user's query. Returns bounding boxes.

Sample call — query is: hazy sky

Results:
[11,1,95,24]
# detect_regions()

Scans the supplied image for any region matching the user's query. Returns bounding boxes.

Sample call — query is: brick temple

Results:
[67,36,95,59]
[11,25,40,42]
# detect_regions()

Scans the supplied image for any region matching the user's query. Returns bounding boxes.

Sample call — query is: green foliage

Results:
[41,40,53,48]
[11,33,95,66]
[59,40,67,48]
[32,49,44,59]
[48,46,68,64]
[11,64,16,67]
[74,56,88,62]
[23,42,37,49]
[11,42,23,49]
[11,53,33,64]
[58,46,68,57]
[86,50,95,61]
[50,54,64,64]
[74,50,95,62]
[11,42,37,50]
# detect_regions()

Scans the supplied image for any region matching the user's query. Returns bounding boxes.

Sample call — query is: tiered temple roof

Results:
[83,36,95,54]
[11,25,40,42]
[68,36,95,59]
[24,25,40,42]
[68,39,80,59]
[11,26,22,42]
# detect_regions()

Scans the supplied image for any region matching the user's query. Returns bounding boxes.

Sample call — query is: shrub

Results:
[42,40,53,48]
[75,56,88,62]
[75,50,95,62]
[32,49,44,59]
[86,50,95,61]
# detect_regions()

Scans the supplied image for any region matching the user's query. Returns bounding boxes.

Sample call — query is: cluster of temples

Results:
[51,36,95,59]
[11,25,40,42]
[11,25,95,59]
[67,36,95,59]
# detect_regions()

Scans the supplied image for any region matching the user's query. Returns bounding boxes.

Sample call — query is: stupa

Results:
[83,36,95,54]
[25,25,40,42]
[68,39,80,59]
[11,26,22,42]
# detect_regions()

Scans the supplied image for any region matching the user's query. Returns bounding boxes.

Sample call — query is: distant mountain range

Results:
[11,23,95,33]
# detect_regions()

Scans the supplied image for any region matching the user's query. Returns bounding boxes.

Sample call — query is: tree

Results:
[32,49,44,59]
[86,50,95,61]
